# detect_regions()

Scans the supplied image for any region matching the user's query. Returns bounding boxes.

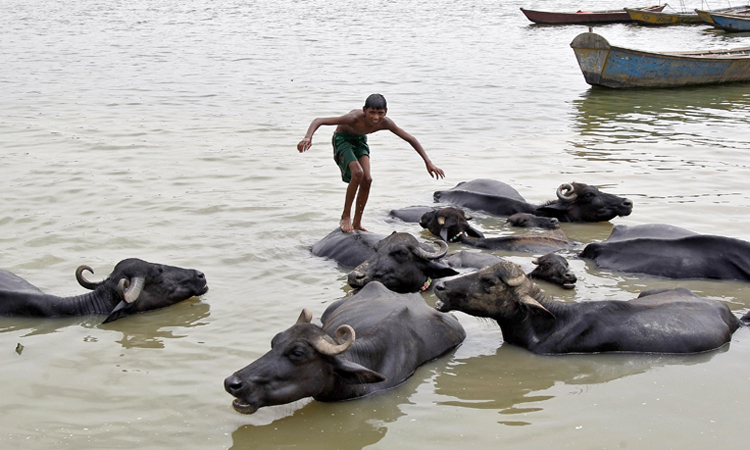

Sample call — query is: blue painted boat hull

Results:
[710,12,750,32]
[570,32,750,88]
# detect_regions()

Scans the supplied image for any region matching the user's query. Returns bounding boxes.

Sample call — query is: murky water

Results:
[2,0,750,448]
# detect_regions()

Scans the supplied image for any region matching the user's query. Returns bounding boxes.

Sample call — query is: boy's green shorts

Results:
[332,132,369,183]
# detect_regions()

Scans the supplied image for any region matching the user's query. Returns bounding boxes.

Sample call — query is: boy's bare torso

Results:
[335,109,391,136]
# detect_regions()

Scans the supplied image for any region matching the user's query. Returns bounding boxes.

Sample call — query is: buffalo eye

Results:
[285,343,310,363]
[390,249,409,262]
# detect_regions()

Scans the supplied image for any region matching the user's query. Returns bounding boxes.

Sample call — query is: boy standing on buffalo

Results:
[297,94,445,233]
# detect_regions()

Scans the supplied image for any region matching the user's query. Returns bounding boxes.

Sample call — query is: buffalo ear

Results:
[102,301,130,324]
[425,261,460,279]
[536,202,567,217]
[333,358,387,384]
[466,226,485,239]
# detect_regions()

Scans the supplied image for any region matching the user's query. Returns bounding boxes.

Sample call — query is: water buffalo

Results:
[0,258,208,323]
[444,251,577,289]
[418,207,572,253]
[580,224,750,282]
[434,260,749,354]
[347,232,458,293]
[433,179,633,222]
[419,207,485,242]
[528,253,577,289]
[224,281,466,414]
[506,213,560,230]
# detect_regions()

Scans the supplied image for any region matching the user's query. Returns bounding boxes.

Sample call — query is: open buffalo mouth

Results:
[562,282,576,290]
[232,398,259,415]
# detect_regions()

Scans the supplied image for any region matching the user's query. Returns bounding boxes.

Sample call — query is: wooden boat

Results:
[520,5,665,24]
[696,6,750,24]
[570,31,750,88]
[625,7,703,24]
[708,11,750,31]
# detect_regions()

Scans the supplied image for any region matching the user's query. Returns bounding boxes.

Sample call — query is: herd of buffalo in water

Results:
[3,178,750,415]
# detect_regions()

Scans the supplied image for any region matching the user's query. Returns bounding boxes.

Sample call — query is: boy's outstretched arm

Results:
[387,121,445,179]
[297,114,354,152]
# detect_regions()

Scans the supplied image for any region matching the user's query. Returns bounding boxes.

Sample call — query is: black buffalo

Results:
[419,207,484,242]
[506,213,560,230]
[580,224,750,282]
[419,207,572,253]
[434,260,749,354]
[433,179,632,222]
[347,232,458,293]
[224,281,466,414]
[444,251,577,289]
[0,258,208,323]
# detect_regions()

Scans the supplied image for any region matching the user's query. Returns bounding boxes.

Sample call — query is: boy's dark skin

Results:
[297,100,445,233]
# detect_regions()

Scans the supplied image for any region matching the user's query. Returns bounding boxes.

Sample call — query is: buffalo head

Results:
[506,213,560,230]
[420,207,485,242]
[77,258,209,323]
[528,253,576,289]
[224,309,385,414]
[536,182,632,222]
[434,260,553,320]
[347,232,458,293]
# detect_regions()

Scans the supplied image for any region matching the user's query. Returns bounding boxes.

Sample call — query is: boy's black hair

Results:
[364,93,387,110]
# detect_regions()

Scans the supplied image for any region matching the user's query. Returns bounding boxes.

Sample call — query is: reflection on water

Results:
[0,298,210,349]
[100,298,210,349]
[571,84,750,160]
[435,343,722,426]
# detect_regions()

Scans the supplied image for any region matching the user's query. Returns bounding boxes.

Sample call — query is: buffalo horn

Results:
[118,276,146,303]
[76,265,102,290]
[496,261,527,287]
[297,309,313,324]
[311,325,356,356]
[556,183,577,202]
[413,239,449,260]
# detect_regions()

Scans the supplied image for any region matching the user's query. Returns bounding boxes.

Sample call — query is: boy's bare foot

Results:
[340,217,354,233]
[353,223,368,232]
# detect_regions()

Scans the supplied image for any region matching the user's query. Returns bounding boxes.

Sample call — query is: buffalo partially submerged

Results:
[419,207,572,253]
[433,179,632,222]
[444,251,577,289]
[419,207,484,242]
[0,259,208,323]
[580,224,750,282]
[224,281,466,414]
[348,232,458,293]
[506,213,560,230]
[434,260,749,354]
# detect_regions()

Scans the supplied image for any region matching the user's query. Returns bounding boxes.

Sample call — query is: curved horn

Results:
[297,308,313,324]
[310,325,356,356]
[76,265,102,290]
[496,261,527,287]
[118,276,145,303]
[556,183,577,202]
[413,240,449,260]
